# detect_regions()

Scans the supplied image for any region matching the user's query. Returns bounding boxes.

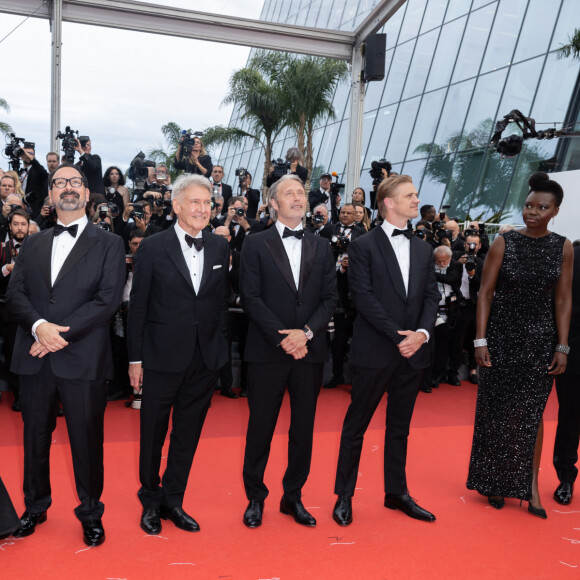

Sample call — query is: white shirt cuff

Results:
[417,329,430,343]
[129,361,142,365]
[2,264,10,277]
[32,319,47,341]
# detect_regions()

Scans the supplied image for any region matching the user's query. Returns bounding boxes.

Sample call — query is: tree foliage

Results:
[148,121,184,181]
[0,97,12,136]
[558,28,580,60]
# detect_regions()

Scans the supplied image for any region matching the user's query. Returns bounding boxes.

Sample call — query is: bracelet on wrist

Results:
[555,344,570,355]
[473,338,487,348]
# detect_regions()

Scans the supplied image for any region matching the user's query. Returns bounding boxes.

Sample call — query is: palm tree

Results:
[203,64,288,193]
[558,28,580,60]
[0,98,12,136]
[148,121,184,180]
[249,51,349,188]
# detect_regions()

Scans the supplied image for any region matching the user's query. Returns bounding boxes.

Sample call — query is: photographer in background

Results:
[431,245,463,389]
[368,159,391,211]
[0,194,26,242]
[210,165,233,212]
[462,221,490,258]
[454,233,484,384]
[309,173,342,223]
[19,144,48,219]
[352,202,371,232]
[221,196,260,253]
[45,152,60,174]
[104,166,130,209]
[174,133,212,177]
[91,204,115,233]
[304,204,329,235]
[74,136,104,194]
[235,170,260,219]
[420,204,436,223]
[34,196,57,231]
[266,147,308,188]
[444,220,464,253]
[119,200,161,250]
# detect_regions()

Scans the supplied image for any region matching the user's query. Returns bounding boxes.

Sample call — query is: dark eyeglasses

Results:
[52,177,84,188]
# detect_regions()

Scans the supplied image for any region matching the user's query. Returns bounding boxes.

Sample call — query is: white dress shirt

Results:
[381,219,430,343]
[32,215,89,339]
[276,219,303,290]
[174,221,204,294]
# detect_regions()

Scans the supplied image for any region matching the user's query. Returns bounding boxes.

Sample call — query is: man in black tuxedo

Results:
[240,174,337,528]
[309,173,340,223]
[221,196,261,253]
[74,138,104,195]
[553,244,580,505]
[332,174,439,526]
[210,165,233,214]
[128,174,230,536]
[7,164,125,546]
[19,145,48,219]
[239,172,261,220]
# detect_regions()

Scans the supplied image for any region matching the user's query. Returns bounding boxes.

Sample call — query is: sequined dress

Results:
[466,230,565,500]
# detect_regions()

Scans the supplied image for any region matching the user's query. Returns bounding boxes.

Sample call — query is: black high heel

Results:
[528,502,547,519]
[488,496,505,509]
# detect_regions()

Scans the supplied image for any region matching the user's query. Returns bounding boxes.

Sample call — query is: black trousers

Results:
[20,360,107,521]
[331,312,353,382]
[553,371,580,484]
[138,344,218,508]
[243,360,323,502]
[0,302,19,394]
[432,321,462,379]
[456,302,477,371]
[335,357,422,497]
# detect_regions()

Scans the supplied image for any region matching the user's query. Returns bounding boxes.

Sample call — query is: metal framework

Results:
[0,0,406,189]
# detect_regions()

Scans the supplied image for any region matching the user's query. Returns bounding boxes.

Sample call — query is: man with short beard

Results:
[7,164,125,547]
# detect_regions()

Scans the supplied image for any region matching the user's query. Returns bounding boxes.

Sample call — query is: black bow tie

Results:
[185,234,204,251]
[283,227,304,240]
[53,224,78,238]
[392,225,413,240]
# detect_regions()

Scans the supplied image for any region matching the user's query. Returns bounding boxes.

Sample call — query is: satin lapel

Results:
[374,227,407,302]
[264,228,297,294]
[163,229,194,292]
[407,236,422,300]
[53,223,98,287]
[197,229,215,294]
[38,230,53,289]
[298,233,316,295]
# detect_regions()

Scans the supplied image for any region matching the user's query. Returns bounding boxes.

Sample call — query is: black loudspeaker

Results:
[364,33,386,82]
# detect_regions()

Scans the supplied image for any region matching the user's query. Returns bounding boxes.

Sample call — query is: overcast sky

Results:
[0,1,265,177]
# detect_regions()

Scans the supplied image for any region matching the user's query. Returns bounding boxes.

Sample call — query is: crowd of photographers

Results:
[0,130,494,410]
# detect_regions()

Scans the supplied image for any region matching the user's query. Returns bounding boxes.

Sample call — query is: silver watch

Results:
[303,326,314,341]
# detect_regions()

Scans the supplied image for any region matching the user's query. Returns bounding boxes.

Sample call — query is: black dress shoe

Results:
[468,372,479,385]
[243,499,264,528]
[554,482,574,505]
[140,506,161,535]
[12,510,47,537]
[323,377,338,389]
[159,505,200,532]
[447,375,461,386]
[220,388,238,399]
[239,388,248,398]
[332,496,352,526]
[56,406,64,417]
[279,496,316,526]
[82,519,105,546]
[420,386,432,393]
[384,493,436,522]
[528,502,547,519]
[487,496,505,509]
[11,398,21,412]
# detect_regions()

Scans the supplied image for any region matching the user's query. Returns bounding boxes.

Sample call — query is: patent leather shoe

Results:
[280,496,316,526]
[140,506,161,535]
[528,502,547,519]
[82,519,105,546]
[420,386,432,393]
[332,496,352,526]
[487,496,505,509]
[447,375,461,386]
[243,499,264,528]
[554,482,573,505]
[12,510,47,537]
[220,388,238,399]
[469,372,479,385]
[159,505,200,532]
[384,493,436,522]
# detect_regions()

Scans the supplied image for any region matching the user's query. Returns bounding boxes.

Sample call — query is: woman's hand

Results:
[475,346,492,367]
[548,351,567,375]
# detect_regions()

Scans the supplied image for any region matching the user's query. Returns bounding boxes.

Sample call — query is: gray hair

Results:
[313,204,328,215]
[171,173,212,200]
[286,147,301,163]
[433,245,452,258]
[268,174,304,205]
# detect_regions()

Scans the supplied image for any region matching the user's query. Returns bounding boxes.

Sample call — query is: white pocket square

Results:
[213,264,222,270]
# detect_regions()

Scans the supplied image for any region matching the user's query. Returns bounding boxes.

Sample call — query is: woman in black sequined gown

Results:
[467,172,573,518]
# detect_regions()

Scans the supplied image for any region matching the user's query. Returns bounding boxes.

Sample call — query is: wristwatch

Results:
[303,325,314,341]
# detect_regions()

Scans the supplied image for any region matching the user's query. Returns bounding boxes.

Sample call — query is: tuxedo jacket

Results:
[435,261,462,296]
[0,240,20,300]
[348,225,439,370]
[240,225,338,364]
[76,154,104,194]
[22,159,49,218]
[7,222,126,380]
[127,227,230,373]
[242,188,261,220]
[216,183,233,214]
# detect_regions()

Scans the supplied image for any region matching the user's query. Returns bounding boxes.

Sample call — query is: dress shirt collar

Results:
[56,215,88,238]
[275,219,303,240]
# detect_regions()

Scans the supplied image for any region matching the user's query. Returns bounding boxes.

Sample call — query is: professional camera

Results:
[466,242,477,271]
[235,207,245,217]
[272,158,291,181]
[329,172,345,199]
[369,159,392,184]
[129,151,156,191]
[414,229,426,240]
[180,130,204,159]
[235,167,248,188]
[331,234,350,252]
[305,211,325,227]
[104,188,121,217]
[436,291,460,328]
[3,133,27,170]
[129,201,147,221]
[439,204,450,220]
[56,126,80,163]
[96,220,112,232]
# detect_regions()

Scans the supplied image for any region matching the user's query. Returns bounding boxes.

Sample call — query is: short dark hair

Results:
[130,228,146,241]
[420,204,435,218]
[416,219,432,231]
[9,208,30,224]
[49,164,88,188]
[228,195,246,208]
[104,166,126,187]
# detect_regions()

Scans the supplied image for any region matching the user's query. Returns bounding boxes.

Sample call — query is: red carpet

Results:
[1,383,578,579]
